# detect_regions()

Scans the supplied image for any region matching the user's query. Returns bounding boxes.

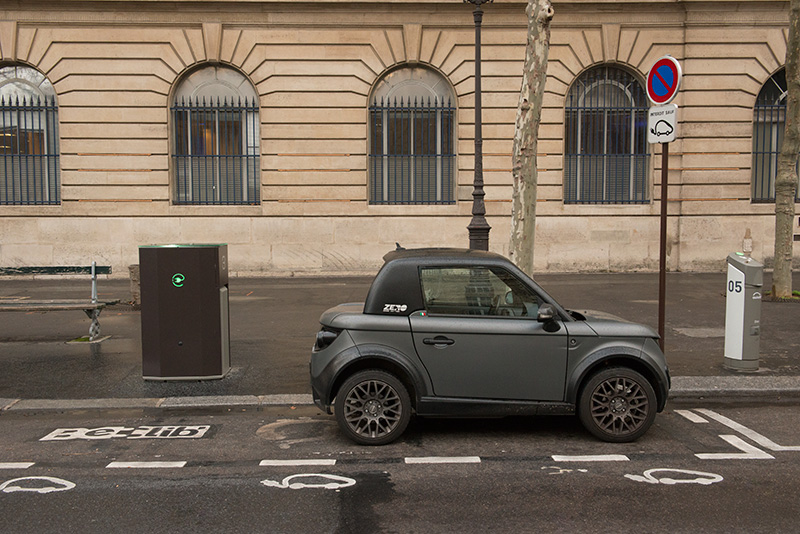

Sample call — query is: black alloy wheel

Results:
[578,367,657,443]
[334,370,412,446]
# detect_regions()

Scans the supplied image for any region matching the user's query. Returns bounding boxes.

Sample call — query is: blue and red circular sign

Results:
[647,56,682,105]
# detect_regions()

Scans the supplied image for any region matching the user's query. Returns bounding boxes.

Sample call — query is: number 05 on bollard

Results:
[724,252,763,371]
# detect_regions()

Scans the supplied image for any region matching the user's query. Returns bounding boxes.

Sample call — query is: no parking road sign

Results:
[647,55,682,105]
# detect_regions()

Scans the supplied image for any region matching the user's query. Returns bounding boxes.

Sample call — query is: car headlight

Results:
[315,329,340,351]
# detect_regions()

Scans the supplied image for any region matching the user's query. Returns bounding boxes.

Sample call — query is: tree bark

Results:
[773,0,800,299]
[509,0,554,275]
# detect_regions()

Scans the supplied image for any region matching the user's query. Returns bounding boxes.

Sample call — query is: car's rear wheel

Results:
[578,367,656,443]
[334,370,411,446]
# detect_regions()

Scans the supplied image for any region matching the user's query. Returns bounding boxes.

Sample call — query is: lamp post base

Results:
[468,220,491,251]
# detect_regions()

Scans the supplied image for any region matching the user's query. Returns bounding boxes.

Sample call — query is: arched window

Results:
[171,65,260,205]
[752,68,800,202]
[369,66,455,204]
[564,65,650,204]
[0,65,60,205]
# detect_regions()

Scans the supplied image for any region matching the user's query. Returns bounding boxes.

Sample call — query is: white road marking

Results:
[0,462,34,469]
[675,410,708,424]
[260,459,337,467]
[261,474,356,490]
[0,476,75,494]
[695,435,775,460]
[106,461,187,469]
[551,455,630,462]
[625,469,724,485]
[404,456,482,464]
[695,409,800,451]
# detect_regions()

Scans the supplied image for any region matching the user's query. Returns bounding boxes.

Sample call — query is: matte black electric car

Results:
[311,248,670,445]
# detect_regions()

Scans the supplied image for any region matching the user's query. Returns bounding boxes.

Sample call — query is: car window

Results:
[419,266,542,317]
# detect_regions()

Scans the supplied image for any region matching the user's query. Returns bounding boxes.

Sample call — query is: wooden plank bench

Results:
[0,263,119,341]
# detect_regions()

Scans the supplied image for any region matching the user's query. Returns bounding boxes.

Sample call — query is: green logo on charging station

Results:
[172,273,186,288]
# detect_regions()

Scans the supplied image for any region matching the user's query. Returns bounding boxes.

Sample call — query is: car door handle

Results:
[423,336,455,346]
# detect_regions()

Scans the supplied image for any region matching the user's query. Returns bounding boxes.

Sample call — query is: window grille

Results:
[752,69,800,203]
[172,97,260,205]
[0,95,60,205]
[369,97,455,205]
[564,66,650,204]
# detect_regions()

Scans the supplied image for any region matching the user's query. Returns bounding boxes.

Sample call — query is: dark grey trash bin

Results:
[139,244,230,380]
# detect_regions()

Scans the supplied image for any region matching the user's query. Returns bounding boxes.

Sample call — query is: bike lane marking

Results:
[405,457,481,464]
[106,461,187,469]
[551,455,629,462]
[260,459,337,467]
[0,463,34,469]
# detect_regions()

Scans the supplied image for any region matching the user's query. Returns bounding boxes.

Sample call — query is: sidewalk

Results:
[1,271,799,412]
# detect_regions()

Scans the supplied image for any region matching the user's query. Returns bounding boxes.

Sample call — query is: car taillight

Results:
[315,329,340,350]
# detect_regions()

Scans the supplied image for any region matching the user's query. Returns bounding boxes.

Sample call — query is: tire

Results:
[334,370,412,446]
[578,367,657,443]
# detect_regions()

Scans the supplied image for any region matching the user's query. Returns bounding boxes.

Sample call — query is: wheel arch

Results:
[567,349,668,412]
[328,345,429,409]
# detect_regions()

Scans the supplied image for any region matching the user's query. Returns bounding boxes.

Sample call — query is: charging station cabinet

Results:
[724,252,762,371]
[139,244,230,380]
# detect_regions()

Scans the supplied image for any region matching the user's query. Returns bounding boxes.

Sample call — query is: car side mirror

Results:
[537,303,556,322]
[537,303,561,332]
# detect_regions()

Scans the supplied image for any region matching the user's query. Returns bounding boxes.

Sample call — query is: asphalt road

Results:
[1,402,799,533]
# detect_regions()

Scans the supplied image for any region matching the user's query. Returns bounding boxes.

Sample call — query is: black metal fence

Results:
[369,97,455,204]
[751,70,800,203]
[0,96,60,205]
[172,97,260,205]
[564,66,650,204]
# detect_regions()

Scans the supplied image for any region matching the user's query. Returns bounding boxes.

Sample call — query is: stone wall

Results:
[0,0,795,275]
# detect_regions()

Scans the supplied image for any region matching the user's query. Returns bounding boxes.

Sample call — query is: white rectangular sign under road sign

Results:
[648,104,678,144]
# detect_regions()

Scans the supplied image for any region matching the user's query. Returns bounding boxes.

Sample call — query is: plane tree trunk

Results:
[773,0,800,299]
[509,0,554,275]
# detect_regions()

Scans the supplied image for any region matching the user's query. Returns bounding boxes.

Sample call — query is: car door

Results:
[410,266,569,401]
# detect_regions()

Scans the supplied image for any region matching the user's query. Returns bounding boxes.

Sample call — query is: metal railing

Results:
[564,66,650,204]
[0,96,60,205]
[172,97,260,205]
[751,70,800,203]
[369,97,455,205]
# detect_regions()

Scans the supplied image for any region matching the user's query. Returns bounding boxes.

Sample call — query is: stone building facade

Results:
[0,0,796,275]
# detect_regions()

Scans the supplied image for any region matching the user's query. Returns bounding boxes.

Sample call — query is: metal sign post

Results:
[646,55,682,352]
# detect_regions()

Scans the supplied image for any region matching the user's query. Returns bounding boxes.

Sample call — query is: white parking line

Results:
[260,459,337,467]
[675,409,708,424]
[551,455,630,462]
[106,461,187,469]
[404,456,482,464]
[0,462,34,469]
[695,435,775,460]
[695,409,800,452]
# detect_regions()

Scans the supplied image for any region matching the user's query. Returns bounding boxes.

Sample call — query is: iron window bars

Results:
[0,95,60,205]
[564,66,650,204]
[172,97,260,205]
[752,69,800,203]
[369,97,455,205]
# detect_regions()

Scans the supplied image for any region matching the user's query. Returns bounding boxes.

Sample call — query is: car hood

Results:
[576,309,659,339]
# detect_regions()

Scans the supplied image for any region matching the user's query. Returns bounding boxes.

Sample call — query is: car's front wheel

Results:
[334,370,411,446]
[578,367,657,443]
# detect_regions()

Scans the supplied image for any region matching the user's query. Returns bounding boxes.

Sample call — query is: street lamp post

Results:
[465,0,492,251]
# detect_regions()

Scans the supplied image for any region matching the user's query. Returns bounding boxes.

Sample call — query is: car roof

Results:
[382,247,507,264]
[364,247,516,316]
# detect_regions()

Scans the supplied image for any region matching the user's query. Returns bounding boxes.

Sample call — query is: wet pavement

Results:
[0,271,798,406]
